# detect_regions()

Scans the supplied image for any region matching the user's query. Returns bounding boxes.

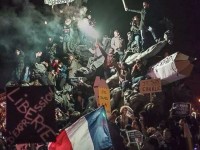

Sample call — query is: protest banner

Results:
[171,102,191,116]
[126,130,136,144]
[147,52,193,85]
[98,87,111,116]
[126,130,143,149]
[139,78,162,94]
[6,86,57,144]
[94,76,111,116]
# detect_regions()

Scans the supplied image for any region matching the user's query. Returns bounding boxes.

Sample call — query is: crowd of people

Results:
[0,0,199,149]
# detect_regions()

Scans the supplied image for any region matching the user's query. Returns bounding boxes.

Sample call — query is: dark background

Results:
[0,0,200,99]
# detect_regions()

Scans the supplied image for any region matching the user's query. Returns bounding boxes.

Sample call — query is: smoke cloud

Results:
[0,0,89,87]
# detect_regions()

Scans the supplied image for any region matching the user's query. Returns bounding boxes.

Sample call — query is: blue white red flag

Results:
[48,107,112,150]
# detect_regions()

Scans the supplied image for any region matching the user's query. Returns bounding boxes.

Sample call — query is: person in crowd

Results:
[62,18,72,53]
[45,37,58,63]
[147,127,157,136]
[108,109,127,150]
[56,61,68,91]
[28,50,43,67]
[131,118,142,131]
[131,59,147,90]
[73,91,88,114]
[31,61,51,85]
[141,137,159,150]
[125,0,160,50]
[176,118,188,150]
[121,32,135,63]
[160,128,177,150]
[126,31,134,52]
[118,62,132,92]
[103,48,116,79]
[51,58,60,76]
[96,43,116,79]
[130,15,142,52]
[48,58,60,84]
[111,30,125,61]
[115,106,134,129]
[139,111,150,136]
[12,49,25,83]
[68,54,81,78]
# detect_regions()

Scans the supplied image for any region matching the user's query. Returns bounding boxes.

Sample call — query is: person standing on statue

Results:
[111,30,125,62]
[62,18,72,54]
[11,49,25,83]
[125,0,160,50]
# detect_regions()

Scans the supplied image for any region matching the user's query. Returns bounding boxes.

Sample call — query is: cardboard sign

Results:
[6,86,57,144]
[98,87,111,115]
[171,102,191,116]
[147,52,193,85]
[126,130,143,144]
[139,79,162,94]
[94,76,111,116]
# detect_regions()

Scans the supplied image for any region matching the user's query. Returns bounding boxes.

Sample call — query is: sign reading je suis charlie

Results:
[139,78,162,94]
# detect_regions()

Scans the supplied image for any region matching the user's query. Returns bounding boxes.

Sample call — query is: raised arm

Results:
[98,44,107,58]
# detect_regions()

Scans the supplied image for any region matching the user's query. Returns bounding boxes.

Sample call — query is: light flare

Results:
[78,18,99,39]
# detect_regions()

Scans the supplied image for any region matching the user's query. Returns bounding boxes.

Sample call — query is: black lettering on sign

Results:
[171,102,191,116]
[99,96,108,101]
[6,86,57,144]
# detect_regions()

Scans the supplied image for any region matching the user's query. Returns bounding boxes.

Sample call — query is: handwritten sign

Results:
[126,130,143,145]
[6,86,57,144]
[94,76,111,116]
[171,102,191,116]
[98,87,111,115]
[139,79,162,94]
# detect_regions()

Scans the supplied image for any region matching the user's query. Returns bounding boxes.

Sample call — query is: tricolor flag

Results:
[44,0,74,6]
[48,107,112,150]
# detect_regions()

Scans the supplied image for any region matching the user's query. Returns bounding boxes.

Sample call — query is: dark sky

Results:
[87,0,200,56]
[0,0,200,89]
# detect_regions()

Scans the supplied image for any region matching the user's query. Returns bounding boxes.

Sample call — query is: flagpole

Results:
[122,0,128,10]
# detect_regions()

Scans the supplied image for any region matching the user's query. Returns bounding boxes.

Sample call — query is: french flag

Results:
[48,107,112,150]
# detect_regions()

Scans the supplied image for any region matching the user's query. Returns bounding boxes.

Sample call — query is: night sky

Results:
[0,0,200,94]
